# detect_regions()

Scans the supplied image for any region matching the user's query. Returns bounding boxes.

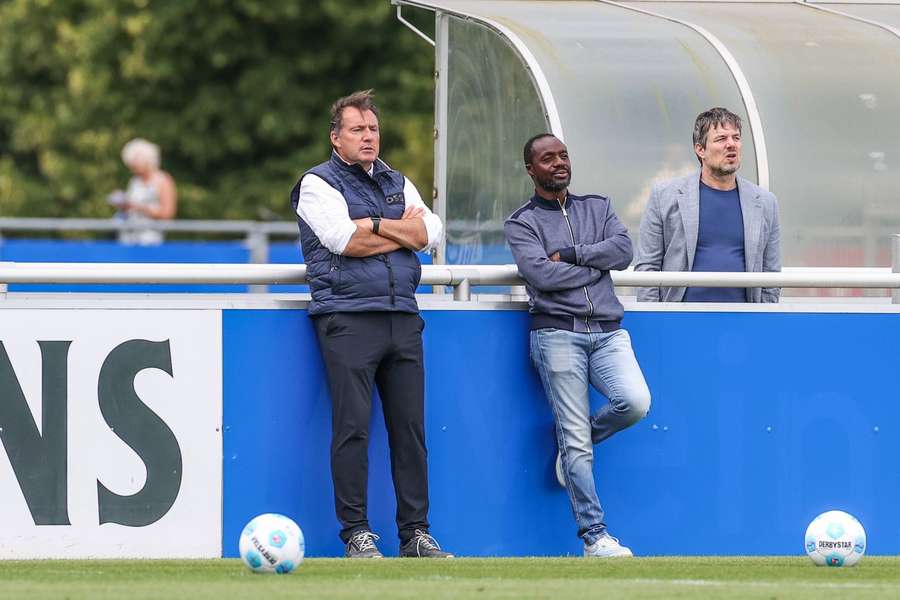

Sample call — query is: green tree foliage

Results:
[0,0,435,221]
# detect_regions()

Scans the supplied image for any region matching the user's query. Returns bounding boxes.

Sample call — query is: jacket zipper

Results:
[366,174,396,307]
[560,200,593,332]
[384,254,396,306]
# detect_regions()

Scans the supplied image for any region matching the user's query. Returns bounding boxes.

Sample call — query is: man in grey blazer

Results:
[635,107,781,302]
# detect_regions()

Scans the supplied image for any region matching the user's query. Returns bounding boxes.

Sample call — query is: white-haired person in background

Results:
[108,138,177,245]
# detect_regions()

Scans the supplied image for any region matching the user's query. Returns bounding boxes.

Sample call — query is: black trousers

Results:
[313,311,430,544]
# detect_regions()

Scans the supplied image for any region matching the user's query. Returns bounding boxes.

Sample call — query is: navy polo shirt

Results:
[683,181,746,302]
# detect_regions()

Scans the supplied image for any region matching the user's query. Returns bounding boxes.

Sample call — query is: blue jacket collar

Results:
[531,191,571,211]
[329,150,392,178]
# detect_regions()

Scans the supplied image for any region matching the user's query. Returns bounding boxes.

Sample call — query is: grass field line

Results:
[415,575,900,590]
[622,577,900,590]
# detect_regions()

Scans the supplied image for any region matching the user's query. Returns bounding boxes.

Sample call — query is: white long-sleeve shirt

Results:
[295,172,443,255]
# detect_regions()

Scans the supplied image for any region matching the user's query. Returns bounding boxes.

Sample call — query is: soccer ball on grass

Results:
[804,510,866,567]
[239,513,305,574]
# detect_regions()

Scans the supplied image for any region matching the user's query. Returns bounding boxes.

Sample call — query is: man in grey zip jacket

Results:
[504,133,651,558]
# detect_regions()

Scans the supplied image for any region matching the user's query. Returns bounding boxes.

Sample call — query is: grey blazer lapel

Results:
[737,177,763,271]
[677,171,701,269]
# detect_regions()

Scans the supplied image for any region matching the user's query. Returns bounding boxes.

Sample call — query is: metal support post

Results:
[0,262,9,299]
[0,236,5,298]
[432,12,449,295]
[893,234,900,304]
[453,278,471,301]
[246,229,270,294]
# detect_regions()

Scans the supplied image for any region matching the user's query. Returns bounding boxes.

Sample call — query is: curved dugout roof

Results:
[397,0,900,270]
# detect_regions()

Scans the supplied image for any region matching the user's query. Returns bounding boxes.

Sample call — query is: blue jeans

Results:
[530,328,651,544]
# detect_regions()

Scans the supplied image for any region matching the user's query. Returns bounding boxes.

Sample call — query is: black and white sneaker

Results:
[584,532,633,558]
[345,530,384,558]
[399,529,454,558]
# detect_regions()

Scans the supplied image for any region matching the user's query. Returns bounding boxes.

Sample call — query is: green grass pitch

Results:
[2,557,900,599]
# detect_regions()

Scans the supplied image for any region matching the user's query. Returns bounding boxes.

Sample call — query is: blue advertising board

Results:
[221,307,900,557]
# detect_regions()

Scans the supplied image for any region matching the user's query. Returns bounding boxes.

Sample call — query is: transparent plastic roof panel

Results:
[399,1,900,269]
[818,2,900,33]
[406,0,750,264]
[444,15,549,265]
[640,2,900,268]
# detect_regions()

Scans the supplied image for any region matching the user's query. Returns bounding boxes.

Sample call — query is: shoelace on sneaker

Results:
[412,529,440,552]
[350,531,380,552]
[595,535,621,548]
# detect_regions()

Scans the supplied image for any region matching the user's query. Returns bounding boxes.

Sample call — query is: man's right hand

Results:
[401,205,425,220]
[344,217,403,257]
[352,217,375,230]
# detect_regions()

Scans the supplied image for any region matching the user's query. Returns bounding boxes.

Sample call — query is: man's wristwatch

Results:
[371,216,381,235]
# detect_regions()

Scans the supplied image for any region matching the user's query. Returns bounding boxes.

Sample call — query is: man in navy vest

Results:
[290,90,451,558]
[635,107,781,302]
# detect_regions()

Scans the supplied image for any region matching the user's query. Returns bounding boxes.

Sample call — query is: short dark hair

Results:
[693,107,741,149]
[523,133,556,165]
[330,89,379,133]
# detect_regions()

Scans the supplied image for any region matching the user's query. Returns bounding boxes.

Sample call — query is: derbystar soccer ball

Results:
[805,510,866,567]
[239,513,305,574]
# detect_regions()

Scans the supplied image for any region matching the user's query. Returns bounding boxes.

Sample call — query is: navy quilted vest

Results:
[290,152,421,315]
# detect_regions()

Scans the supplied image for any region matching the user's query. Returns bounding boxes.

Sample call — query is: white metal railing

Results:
[0,217,299,264]
[0,217,298,235]
[0,235,898,300]
[3,263,900,301]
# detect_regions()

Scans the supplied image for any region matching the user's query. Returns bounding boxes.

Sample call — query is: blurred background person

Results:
[108,138,177,245]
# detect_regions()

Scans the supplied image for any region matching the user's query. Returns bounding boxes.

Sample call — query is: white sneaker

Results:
[584,533,633,558]
[555,452,566,488]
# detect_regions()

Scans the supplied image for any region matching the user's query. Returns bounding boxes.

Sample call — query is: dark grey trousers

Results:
[313,311,430,544]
